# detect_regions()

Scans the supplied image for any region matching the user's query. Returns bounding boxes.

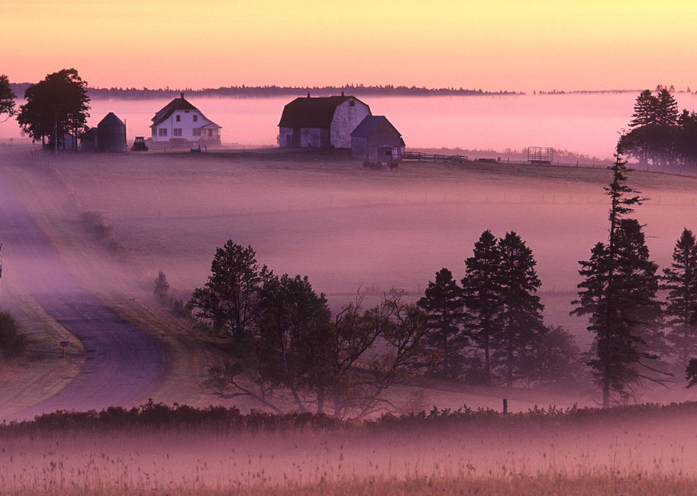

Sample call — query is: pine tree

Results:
[655,88,679,126]
[629,90,658,128]
[495,231,544,387]
[461,230,502,384]
[662,229,697,371]
[574,152,665,407]
[417,268,466,379]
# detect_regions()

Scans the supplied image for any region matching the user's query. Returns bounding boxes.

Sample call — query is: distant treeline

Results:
[9,83,520,100]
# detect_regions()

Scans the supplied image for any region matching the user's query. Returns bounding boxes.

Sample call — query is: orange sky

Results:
[2,0,696,92]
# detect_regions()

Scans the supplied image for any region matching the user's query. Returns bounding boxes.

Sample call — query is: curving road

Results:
[0,165,165,421]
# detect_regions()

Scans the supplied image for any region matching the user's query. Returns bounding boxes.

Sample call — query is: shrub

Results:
[0,311,27,357]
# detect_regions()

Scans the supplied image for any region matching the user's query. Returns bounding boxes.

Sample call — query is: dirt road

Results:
[0,165,165,421]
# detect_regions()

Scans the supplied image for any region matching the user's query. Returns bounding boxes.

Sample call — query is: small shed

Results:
[80,128,98,152]
[97,112,127,152]
[350,116,405,162]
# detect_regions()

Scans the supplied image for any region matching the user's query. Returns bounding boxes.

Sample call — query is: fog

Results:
[5,92,697,159]
[20,150,692,355]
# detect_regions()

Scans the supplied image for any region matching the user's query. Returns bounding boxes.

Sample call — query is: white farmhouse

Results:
[278,93,371,149]
[150,93,222,143]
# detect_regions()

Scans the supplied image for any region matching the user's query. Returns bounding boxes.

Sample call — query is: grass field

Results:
[4,403,697,495]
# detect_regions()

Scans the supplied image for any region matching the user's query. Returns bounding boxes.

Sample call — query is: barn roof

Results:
[351,115,401,138]
[278,95,367,128]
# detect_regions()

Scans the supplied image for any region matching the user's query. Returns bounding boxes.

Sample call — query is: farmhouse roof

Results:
[278,95,367,128]
[150,93,221,130]
[151,93,198,127]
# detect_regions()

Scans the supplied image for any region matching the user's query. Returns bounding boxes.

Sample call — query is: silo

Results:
[97,112,126,152]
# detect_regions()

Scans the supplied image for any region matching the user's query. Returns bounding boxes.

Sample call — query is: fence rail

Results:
[403,152,468,163]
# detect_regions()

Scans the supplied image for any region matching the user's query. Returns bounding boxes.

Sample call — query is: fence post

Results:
[503,398,508,415]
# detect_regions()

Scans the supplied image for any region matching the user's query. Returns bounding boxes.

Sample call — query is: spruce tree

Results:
[461,230,502,384]
[495,231,544,387]
[655,88,679,126]
[629,89,658,128]
[417,268,466,379]
[574,152,665,407]
[662,228,697,370]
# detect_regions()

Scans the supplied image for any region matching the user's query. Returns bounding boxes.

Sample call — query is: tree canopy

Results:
[0,75,16,123]
[17,68,90,151]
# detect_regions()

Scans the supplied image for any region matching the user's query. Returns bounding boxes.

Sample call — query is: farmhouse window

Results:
[193,115,198,122]
[193,128,201,136]
[349,100,355,107]
[173,128,182,137]
[158,128,167,137]
[176,115,181,122]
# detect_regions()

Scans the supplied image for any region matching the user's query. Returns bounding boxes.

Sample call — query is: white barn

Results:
[278,93,371,149]
[150,93,221,143]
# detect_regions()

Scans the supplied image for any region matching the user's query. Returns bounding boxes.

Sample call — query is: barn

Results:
[350,115,405,162]
[278,93,370,149]
[150,93,221,144]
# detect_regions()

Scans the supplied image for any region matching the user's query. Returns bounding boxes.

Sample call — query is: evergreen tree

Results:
[461,230,502,384]
[655,88,679,126]
[417,268,467,379]
[494,231,544,387]
[574,152,665,407]
[629,89,658,128]
[190,241,273,345]
[662,229,697,370]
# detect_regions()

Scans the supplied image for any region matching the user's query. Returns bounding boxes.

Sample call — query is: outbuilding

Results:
[97,112,127,152]
[350,115,405,162]
[150,93,221,144]
[278,93,370,149]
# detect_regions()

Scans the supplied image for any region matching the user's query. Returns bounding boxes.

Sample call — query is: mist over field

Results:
[24,149,695,355]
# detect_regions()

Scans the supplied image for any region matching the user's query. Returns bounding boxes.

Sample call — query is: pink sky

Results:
[2,1,696,92]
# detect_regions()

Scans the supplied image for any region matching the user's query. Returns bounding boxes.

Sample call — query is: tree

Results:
[417,268,466,379]
[662,229,697,371]
[17,68,90,152]
[0,75,16,123]
[0,311,26,358]
[461,230,502,384]
[190,241,273,345]
[629,90,657,128]
[154,270,170,304]
[574,152,665,407]
[204,289,433,418]
[494,231,545,387]
[655,88,679,127]
[518,325,583,390]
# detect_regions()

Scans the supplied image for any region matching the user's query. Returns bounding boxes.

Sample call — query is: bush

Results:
[0,311,27,357]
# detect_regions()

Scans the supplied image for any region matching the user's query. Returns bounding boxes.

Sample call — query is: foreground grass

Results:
[2,475,697,496]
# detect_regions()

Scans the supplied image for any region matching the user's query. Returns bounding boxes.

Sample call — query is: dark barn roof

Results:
[278,95,367,128]
[151,93,199,127]
[351,115,403,147]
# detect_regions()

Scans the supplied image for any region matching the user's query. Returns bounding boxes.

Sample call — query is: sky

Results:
[2,0,696,92]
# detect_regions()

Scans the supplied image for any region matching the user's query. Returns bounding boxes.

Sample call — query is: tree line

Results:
[619,89,697,168]
[167,152,697,412]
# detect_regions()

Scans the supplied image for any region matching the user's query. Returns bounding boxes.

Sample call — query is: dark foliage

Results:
[417,268,467,379]
[662,229,697,371]
[17,68,90,151]
[0,74,16,122]
[0,311,27,358]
